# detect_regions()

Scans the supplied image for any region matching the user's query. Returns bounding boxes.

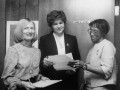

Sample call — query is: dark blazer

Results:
[39,32,81,90]
[39,32,81,79]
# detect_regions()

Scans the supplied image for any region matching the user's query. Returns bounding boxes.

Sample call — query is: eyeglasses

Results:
[87,29,99,34]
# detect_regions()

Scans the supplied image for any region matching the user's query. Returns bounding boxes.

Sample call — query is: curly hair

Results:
[14,18,37,43]
[47,10,66,27]
[89,19,110,37]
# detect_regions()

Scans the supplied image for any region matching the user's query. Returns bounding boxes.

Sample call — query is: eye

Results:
[30,27,34,29]
[53,23,58,25]
[59,21,64,24]
[87,29,91,33]
[24,27,28,29]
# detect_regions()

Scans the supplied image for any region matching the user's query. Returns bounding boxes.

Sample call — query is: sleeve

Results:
[100,43,116,79]
[86,48,92,64]
[38,37,48,73]
[33,49,41,74]
[73,36,81,60]
[1,47,20,85]
[1,47,19,85]
[39,37,47,61]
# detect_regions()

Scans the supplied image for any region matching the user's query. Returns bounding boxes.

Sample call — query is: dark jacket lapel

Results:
[48,33,58,55]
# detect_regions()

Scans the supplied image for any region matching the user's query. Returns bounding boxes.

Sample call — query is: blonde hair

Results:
[14,18,37,43]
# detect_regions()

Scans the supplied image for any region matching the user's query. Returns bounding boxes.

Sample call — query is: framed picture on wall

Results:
[6,21,39,51]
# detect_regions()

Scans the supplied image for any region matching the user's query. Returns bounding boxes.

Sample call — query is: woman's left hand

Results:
[68,60,80,68]
[41,76,50,81]
[36,74,49,81]
[68,60,85,68]
[36,74,41,81]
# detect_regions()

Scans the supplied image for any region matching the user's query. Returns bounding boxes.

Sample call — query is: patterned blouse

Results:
[1,43,41,85]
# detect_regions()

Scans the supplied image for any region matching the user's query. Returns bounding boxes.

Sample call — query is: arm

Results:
[73,37,81,60]
[1,47,18,84]
[80,43,116,79]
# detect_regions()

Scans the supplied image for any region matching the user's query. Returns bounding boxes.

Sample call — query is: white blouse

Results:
[53,33,65,55]
[85,39,117,87]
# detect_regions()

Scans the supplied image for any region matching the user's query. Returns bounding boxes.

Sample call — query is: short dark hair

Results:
[89,19,110,36]
[47,10,66,27]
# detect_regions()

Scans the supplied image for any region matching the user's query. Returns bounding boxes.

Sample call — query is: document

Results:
[32,80,62,88]
[46,53,75,71]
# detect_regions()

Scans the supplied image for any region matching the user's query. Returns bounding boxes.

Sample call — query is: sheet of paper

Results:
[53,61,75,71]
[46,54,75,71]
[32,80,62,88]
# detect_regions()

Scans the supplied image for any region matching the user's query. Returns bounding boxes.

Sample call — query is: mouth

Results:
[57,28,64,31]
[26,33,34,37]
[91,36,96,40]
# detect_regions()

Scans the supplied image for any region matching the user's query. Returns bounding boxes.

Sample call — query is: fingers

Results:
[43,58,55,66]
[68,60,85,69]
[41,76,50,81]
[21,81,35,89]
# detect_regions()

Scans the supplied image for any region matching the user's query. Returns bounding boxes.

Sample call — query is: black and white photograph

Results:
[0,0,119,90]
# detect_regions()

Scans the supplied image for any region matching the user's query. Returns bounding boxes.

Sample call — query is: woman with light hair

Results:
[1,18,48,90]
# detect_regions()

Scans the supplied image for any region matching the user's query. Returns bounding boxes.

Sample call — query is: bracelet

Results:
[83,63,87,70]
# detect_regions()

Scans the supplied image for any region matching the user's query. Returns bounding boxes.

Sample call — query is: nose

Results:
[90,32,94,36]
[28,29,33,33]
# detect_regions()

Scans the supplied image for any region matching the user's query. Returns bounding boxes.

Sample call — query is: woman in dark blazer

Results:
[39,10,81,90]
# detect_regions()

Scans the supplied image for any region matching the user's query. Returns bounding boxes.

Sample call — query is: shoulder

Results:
[101,39,116,52]
[65,33,76,38]
[102,39,115,47]
[40,33,52,40]
[34,48,41,53]
[64,33,77,41]
[6,44,19,56]
[32,47,41,55]
[7,43,20,52]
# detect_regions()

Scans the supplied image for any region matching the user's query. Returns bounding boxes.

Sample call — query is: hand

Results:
[68,61,77,67]
[68,60,80,68]
[79,61,85,68]
[43,57,55,67]
[36,74,42,81]
[41,76,50,81]
[68,60,85,69]
[21,81,35,89]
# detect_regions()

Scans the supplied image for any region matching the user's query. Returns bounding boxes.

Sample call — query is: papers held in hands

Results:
[32,80,62,88]
[46,54,75,71]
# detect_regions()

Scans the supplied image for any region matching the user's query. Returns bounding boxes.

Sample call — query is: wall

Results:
[0,0,116,90]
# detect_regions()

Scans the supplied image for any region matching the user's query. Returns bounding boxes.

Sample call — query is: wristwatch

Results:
[83,63,87,70]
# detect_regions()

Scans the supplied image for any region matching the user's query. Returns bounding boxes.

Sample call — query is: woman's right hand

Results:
[21,81,35,89]
[43,57,55,67]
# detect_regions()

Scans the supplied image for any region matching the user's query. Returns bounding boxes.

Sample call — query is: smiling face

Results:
[52,19,65,36]
[23,22,35,41]
[88,26,103,44]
